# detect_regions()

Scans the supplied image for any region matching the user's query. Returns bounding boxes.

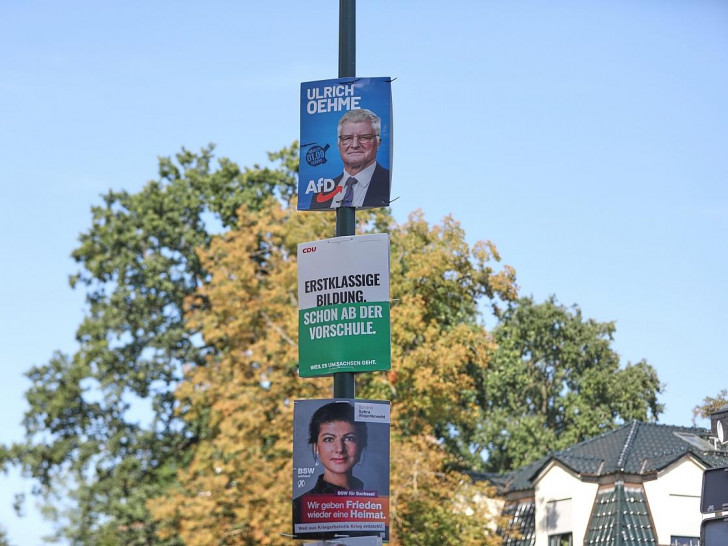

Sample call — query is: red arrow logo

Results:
[315,186,343,203]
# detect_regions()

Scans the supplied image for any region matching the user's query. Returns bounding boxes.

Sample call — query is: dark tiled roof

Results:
[584,484,656,545]
[501,502,535,546]
[493,421,728,493]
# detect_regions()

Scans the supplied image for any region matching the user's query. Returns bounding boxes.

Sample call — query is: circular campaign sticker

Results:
[305,143,330,167]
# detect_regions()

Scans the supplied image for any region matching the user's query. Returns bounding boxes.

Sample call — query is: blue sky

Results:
[1,1,727,543]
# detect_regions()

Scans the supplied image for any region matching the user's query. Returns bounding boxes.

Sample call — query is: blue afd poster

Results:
[299,77,393,211]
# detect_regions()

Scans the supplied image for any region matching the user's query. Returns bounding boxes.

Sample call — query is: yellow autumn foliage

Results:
[149,196,515,545]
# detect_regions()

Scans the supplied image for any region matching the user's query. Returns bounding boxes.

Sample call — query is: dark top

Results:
[304,474,364,495]
[308,163,391,210]
[292,474,368,539]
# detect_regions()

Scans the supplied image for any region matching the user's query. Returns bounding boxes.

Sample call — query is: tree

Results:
[4,144,298,544]
[472,296,664,473]
[5,142,515,544]
[0,525,14,546]
[147,196,517,545]
[4,141,665,543]
[693,389,728,424]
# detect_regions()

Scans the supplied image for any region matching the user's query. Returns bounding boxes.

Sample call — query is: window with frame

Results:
[670,537,699,546]
[548,533,572,546]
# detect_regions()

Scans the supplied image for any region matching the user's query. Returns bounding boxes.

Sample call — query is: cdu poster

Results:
[292,399,390,541]
[297,234,391,377]
[299,77,393,211]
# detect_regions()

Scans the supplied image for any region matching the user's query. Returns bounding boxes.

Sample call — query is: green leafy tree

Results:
[147,196,516,545]
[471,296,664,473]
[4,144,297,544]
[3,140,666,544]
[693,389,728,424]
[0,525,13,546]
[5,141,513,544]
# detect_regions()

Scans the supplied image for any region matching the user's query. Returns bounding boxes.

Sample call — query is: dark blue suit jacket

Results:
[308,163,390,210]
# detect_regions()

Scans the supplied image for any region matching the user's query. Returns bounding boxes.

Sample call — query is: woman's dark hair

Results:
[308,402,368,448]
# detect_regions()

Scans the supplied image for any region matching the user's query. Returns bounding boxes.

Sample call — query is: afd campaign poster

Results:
[299,77,393,211]
[292,399,390,541]
[297,234,391,378]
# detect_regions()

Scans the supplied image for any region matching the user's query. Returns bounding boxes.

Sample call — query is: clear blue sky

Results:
[1,1,727,543]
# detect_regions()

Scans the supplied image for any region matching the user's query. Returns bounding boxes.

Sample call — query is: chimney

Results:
[709,405,728,444]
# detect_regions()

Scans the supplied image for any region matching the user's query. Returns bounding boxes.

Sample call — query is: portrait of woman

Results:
[302,401,368,495]
[292,398,389,541]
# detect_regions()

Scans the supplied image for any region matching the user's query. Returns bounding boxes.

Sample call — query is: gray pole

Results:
[334,0,356,399]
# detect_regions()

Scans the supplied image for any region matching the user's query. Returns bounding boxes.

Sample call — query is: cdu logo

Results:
[302,246,317,254]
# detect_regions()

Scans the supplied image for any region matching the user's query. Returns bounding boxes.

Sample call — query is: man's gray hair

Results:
[337,108,381,137]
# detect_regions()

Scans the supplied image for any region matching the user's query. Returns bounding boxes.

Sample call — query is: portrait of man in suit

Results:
[310,108,391,210]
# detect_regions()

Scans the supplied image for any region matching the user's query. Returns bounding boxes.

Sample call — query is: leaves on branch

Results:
[4,141,664,545]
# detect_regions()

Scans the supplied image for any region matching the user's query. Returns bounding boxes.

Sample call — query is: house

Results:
[476,420,728,546]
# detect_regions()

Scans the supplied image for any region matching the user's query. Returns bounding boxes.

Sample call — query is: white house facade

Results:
[479,421,728,546]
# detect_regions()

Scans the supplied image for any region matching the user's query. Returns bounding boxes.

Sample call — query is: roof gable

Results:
[496,421,728,493]
[584,484,656,545]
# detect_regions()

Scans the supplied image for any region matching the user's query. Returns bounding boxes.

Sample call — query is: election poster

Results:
[292,399,390,541]
[304,538,382,546]
[298,234,391,377]
[299,77,393,211]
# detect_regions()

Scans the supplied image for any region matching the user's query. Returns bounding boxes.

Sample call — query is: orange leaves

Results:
[150,198,516,544]
[150,199,327,545]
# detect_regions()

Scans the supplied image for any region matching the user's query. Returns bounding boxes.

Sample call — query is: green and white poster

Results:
[298,234,391,377]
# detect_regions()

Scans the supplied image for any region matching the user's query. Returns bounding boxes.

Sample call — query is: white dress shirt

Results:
[330,162,376,208]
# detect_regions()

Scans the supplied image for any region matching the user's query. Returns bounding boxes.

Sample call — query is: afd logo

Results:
[302,246,317,254]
